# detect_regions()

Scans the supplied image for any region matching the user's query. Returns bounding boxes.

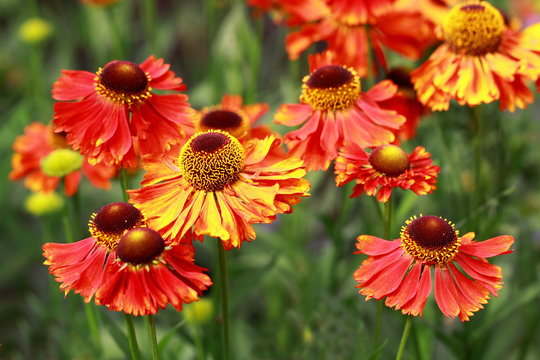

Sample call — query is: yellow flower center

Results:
[401,215,461,265]
[442,1,505,55]
[196,108,249,138]
[25,192,64,216]
[89,202,146,251]
[369,145,409,177]
[116,227,165,265]
[179,130,245,192]
[300,65,361,111]
[41,148,83,177]
[95,61,152,105]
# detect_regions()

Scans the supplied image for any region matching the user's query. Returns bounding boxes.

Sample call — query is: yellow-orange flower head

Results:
[300,65,361,111]
[369,145,410,177]
[443,1,505,55]
[95,61,152,105]
[401,215,461,265]
[179,130,245,192]
[89,202,146,251]
[196,108,250,138]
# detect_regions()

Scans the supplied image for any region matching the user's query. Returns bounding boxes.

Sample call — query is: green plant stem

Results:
[142,0,157,53]
[84,302,102,351]
[373,198,392,357]
[147,315,159,360]
[61,197,74,243]
[120,167,130,202]
[193,325,206,360]
[471,106,484,228]
[217,238,231,360]
[396,316,414,360]
[124,313,141,360]
[383,199,392,239]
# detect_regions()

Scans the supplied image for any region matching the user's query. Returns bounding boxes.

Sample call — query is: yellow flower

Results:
[18,18,53,44]
[41,149,83,177]
[25,192,64,216]
[183,298,214,325]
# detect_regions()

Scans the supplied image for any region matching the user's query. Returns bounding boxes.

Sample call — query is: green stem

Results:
[142,0,157,53]
[147,315,159,360]
[217,239,231,360]
[373,198,392,358]
[61,196,74,243]
[383,199,393,240]
[120,167,130,202]
[193,325,206,360]
[84,302,102,351]
[124,313,141,360]
[395,316,414,360]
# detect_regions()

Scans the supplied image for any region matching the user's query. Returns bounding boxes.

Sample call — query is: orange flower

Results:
[9,122,115,196]
[335,143,439,202]
[43,202,211,315]
[128,130,310,250]
[411,1,540,112]
[279,0,436,76]
[53,55,194,167]
[274,52,405,171]
[354,215,514,321]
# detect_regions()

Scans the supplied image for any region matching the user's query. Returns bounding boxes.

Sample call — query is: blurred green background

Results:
[1,0,539,359]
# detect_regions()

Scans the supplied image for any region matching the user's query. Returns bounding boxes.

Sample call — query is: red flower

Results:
[379,67,429,141]
[274,51,405,171]
[278,0,436,76]
[95,228,212,316]
[354,215,514,321]
[9,122,115,196]
[43,202,211,315]
[335,143,440,203]
[53,55,195,167]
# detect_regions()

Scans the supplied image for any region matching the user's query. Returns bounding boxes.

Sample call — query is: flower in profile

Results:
[335,143,440,203]
[9,122,115,196]
[379,67,429,141]
[279,0,436,76]
[95,227,212,316]
[411,1,540,112]
[53,55,194,167]
[354,215,514,321]
[194,94,273,141]
[274,52,405,171]
[128,130,310,250]
[43,202,211,315]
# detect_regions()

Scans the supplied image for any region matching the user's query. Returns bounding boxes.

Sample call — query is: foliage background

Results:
[0,0,539,359]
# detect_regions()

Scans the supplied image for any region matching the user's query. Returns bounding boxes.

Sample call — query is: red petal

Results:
[459,235,514,258]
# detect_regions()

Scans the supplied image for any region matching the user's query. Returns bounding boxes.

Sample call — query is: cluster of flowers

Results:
[11,0,534,321]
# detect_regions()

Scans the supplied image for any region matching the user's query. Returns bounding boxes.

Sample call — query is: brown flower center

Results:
[442,1,505,55]
[95,61,152,105]
[300,65,361,111]
[179,130,245,192]
[401,215,461,264]
[369,145,410,177]
[116,227,165,264]
[196,108,249,138]
[90,202,146,251]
